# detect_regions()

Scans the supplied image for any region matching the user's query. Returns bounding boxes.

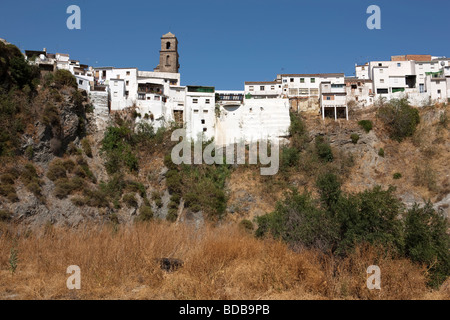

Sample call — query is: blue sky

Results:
[1,0,449,90]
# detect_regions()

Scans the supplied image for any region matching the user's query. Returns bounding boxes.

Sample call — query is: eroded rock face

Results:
[20,87,87,164]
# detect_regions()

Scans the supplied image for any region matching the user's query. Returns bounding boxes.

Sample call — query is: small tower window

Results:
[166,42,171,49]
[166,55,170,66]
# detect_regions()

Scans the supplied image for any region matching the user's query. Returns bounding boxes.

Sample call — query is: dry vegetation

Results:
[0,222,448,300]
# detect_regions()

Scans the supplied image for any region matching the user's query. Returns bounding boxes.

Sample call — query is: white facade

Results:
[185,86,216,141]
[215,98,290,146]
[244,82,281,99]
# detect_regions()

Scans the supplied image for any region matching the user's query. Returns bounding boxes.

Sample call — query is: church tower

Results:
[154,32,179,73]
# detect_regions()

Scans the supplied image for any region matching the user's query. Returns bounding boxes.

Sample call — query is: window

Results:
[125,91,129,97]
[260,86,265,91]
[154,96,160,101]
[282,79,287,83]
[310,88,319,95]
[377,88,388,94]
[126,81,129,86]
[362,66,365,70]
[203,128,207,132]
[166,42,171,49]
[290,78,294,82]
[289,88,298,95]
[147,96,151,100]
[359,88,363,93]
[249,86,254,91]
[78,80,83,85]
[380,69,384,73]
[311,78,315,83]
[438,89,441,94]
[397,63,401,67]
[138,94,145,100]
[205,99,210,104]
[114,81,118,86]
[166,55,170,66]
[419,64,423,69]
[193,98,198,104]
[271,85,275,90]
[419,84,425,93]
[201,119,205,124]
[203,110,208,113]
[300,78,305,83]
[126,71,130,76]
[378,63,382,66]
[326,96,331,100]
[380,79,385,84]
[113,92,117,97]
[299,88,309,95]
[194,109,199,113]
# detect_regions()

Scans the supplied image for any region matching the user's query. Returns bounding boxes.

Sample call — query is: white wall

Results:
[215,98,290,146]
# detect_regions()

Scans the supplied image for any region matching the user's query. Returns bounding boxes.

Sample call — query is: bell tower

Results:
[154,32,179,73]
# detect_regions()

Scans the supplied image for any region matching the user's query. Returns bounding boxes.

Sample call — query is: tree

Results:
[404,202,450,288]
[377,98,420,142]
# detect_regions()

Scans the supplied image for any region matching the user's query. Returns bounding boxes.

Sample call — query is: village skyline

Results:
[1,0,449,90]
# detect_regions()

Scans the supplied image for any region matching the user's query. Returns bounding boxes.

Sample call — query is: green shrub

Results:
[166,208,178,222]
[316,172,341,210]
[25,145,34,159]
[101,125,139,174]
[42,103,60,127]
[239,219,254,232]
[137,205,153,222]
[122,193,138,208]
[393,172,402,179]
[358,120,373,133]
[82,188,109,208]
[377,98,420,142]
[0,173,16,185]
[6,192,18,202]
[166,170,182,194]
[0,210,12,221]
[47,160,67,181]
[0,184,16,197]
[81,138,93,158]
[54,177,84,199]
[54,69,77,88]
[255,190,339,252]
[413,165,437,192]
[405,202,450,288]
[170,193,181,204]
[26,182,42,198]
[62,159,76,172]
[315,136,333,162]
[280,146,299,169]
[350,133,360,144]
[71,197,87,207]
[378,148,385,157]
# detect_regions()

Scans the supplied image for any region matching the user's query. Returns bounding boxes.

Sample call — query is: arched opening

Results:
[166,41,171,49]
[166,55,170,66]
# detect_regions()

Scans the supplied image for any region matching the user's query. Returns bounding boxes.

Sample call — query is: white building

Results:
[185,86,216,141]
[244,81,282,99]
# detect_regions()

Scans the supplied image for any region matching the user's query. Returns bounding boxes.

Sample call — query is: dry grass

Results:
[0,222,448,300]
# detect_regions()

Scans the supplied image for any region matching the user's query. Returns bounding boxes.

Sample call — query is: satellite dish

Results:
[441,61,445,66]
